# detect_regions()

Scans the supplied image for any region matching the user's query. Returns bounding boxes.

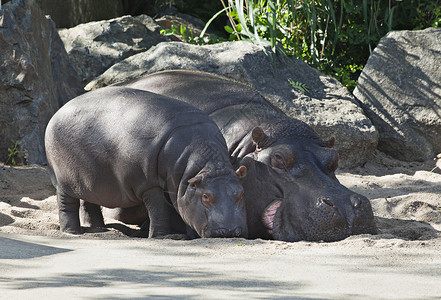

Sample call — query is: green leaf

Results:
[180,25,187,36]
[224,25,234,34]
[170,24,179,34]
[160,29,174,36]
[288,79,310,93]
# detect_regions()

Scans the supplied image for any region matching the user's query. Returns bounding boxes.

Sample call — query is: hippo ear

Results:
[188,176,202,188]
[252,127,273,149]
[235,165,247,178]
[326,136,335,148]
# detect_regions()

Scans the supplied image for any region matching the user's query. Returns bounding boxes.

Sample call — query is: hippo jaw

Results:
[268,198,349,242]
[268,191,376,242]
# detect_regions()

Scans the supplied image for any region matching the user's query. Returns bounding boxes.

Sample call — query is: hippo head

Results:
[242,126,376,242]
[178,162,248,238]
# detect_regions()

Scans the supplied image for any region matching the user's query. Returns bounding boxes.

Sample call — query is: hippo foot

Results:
[83,226,109,234]
[59,216,83,235]
[149,231,172,238]
[153,233,190,240]
[60,226,83,235]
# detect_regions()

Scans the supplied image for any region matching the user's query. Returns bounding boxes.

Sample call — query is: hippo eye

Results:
[270,148,295,171]
[201,193,214,208]
[271,153,288,170]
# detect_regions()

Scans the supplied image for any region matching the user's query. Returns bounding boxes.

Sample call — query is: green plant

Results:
[209,0,440,91]
[160,24,225,44]
[6,140,22,166]
[160,1,440,91]
[288,79,310,93]
[161,24,198,43]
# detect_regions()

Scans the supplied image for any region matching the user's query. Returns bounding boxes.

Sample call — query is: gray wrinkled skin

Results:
[117,70,376,242]
[45,86,247,238]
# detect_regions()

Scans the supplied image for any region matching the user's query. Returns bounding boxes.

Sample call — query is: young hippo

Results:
[45,86,248,238]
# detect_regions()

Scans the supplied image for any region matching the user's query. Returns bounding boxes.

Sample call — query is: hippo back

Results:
[123,70,271,115]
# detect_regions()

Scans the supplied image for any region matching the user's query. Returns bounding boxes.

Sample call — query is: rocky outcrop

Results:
[58,14,177,85]
[155,12,212,38]
[0,0,83,164]
[354,28,441,162]
[36,0,125,28]
[86,41,378,168]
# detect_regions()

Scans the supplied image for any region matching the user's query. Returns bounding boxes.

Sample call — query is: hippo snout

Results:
[209,227,246,238]
[349,193,377,235]
[317,192,377,237]
[350,193,365,209]
[346,193,370,224]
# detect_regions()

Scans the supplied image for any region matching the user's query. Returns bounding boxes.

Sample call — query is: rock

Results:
[36,0,125,28]
[155,12,212,38]
[354,28,441,162]
[58,14,177,85]
[86,41,378,168]
[0,0,83,164]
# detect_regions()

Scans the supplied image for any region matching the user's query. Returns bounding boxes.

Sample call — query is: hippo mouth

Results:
[262,200,283,231]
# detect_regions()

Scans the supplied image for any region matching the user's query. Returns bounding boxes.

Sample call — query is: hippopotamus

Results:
[45,86,248,238]
[111,69,376,242]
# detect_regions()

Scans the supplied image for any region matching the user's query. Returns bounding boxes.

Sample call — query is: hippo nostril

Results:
[351,195,363,209]
[322,198,335,207]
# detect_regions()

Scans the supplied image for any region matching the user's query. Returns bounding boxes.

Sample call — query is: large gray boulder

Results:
[0,0,83,164]
[354,28,441,162]
[86,41,378,168]
[58,14,177,85]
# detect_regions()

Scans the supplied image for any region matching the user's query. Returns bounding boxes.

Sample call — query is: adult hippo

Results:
[113,70,376,242]
[45,86,248,238]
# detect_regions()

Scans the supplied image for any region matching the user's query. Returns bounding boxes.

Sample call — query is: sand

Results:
[1,151,440,299]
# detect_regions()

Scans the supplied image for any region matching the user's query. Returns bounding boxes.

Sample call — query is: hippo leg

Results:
[79,200,105,228]
[142,188,171,238]
[57,191,82,234]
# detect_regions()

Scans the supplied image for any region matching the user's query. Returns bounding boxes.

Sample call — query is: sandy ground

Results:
[1,151,440,299]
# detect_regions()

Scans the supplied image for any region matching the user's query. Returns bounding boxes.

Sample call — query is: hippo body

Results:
[45,86,247,238]
[115,70,376,242]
